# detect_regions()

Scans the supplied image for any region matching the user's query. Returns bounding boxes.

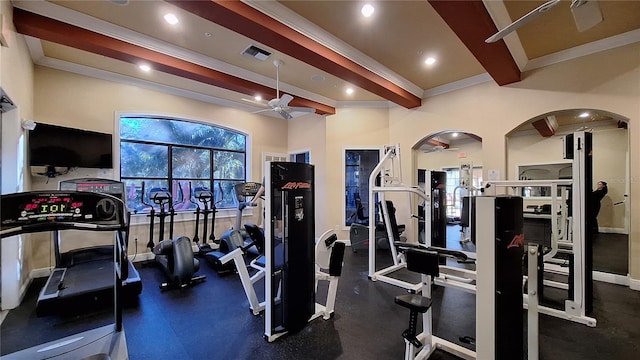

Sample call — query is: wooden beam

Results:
[427,138,450,148]
[13,8,335,115]
[427,0,521,86]
[532,118,556,137]
[166,0,422,109]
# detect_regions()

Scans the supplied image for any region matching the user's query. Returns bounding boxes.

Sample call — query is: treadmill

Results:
[1,190,129,359]
[36,178,142,316]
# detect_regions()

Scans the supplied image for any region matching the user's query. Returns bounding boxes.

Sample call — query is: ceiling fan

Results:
[243,60,315,120]
[485,0,603,43]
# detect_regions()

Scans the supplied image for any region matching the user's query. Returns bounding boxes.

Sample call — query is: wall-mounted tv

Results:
[28,123,113,169]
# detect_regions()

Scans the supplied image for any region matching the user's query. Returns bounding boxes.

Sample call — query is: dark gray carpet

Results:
[2,236,639,359]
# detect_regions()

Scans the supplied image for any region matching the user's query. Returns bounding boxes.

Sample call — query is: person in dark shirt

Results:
[592,181,608,233]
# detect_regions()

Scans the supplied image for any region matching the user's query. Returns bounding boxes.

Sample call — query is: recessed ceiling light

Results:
[254,95,262,101]
[346,88,354,95]
[204,32,212,38]
[424,57,436,65]
[579,112,590,118]
[451,132,458,137]
[164,13,179,25]
[139,64,151,72]
[361,4,375,17]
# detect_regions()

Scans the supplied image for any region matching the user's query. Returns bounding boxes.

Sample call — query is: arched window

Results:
[119,116,246,213]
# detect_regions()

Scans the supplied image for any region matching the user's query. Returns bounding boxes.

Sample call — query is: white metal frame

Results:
[483,132,596,327]
[403,196,539,360]
[218,228,342,320]
[367,145,430,291]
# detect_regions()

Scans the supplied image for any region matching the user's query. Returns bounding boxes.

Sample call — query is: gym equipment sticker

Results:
[281,182,311,190]
[294,196,304,221]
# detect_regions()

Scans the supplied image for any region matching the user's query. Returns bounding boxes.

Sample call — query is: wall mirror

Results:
[507,109,629,279]
[517,162,572,197]
[413,130,482,253]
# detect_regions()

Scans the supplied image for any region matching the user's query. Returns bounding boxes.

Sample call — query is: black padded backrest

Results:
[244,222,265,254]
[380,200,402,242]
[172,236,196,283]
[329,242,346,276]
[406,249,439,277]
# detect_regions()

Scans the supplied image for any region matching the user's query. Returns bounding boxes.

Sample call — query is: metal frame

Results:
[367,145,430,291]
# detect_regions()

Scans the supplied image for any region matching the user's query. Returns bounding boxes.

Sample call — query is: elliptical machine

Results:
[191,183,222,255]
[142,182,205,290]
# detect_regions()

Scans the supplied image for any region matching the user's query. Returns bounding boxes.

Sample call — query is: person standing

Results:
[592,181,608,233]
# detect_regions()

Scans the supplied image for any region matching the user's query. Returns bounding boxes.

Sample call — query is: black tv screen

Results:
[28,123,113,168]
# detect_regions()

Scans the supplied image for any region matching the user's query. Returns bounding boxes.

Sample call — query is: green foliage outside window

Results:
[120,116,246,213]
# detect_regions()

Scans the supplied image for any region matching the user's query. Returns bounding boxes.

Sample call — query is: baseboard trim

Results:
[593,271,630,286]
[630,277,640,291]
[599,227,627,235]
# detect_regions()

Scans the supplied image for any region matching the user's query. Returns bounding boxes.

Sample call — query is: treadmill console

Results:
[234,182,262,198]
[59,178,126,201]
[1,191,125,237]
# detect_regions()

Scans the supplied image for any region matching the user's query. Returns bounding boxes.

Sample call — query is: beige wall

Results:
[3,13,639,289]
[28,66,288,269]
[389,42,639,280]
[1,0,35,307]
[288,113,328,235]
[325,107,389,239]
[508,127,628,230]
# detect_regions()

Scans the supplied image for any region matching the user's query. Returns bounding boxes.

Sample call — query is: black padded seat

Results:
[395,294,432,313]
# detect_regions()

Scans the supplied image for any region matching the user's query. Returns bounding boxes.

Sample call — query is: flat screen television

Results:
[28,123,113,169]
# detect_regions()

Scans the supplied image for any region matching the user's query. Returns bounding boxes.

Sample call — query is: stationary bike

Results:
[205,182,262,273]
[142,182,205,290]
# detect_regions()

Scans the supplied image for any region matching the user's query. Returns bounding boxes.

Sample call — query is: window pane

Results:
[217,180,242,209]
[123,179,169,214]
[172,147,211,179]
[345,149,379,226]
[119,116,247,212]
[214,151,245,180]
[121,117,245,151]
[120,142,168,177]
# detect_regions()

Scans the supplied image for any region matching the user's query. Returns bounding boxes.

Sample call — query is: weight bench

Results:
[394,248,439,353]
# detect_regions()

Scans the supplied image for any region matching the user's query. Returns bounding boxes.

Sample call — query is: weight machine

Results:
[483,130,596,327]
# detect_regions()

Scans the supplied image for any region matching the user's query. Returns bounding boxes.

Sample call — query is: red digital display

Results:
[19,196,82,218]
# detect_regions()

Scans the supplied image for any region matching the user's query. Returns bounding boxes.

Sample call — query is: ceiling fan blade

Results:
[278,94,293,107]
[288,106,315,113]
[571,0,603,32]
[485,0,561,43]
[276,108,293,120]
[251,108,272,114]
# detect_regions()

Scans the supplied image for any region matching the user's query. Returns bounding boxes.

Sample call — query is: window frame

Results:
[342,147,382,229]
[115,113,250,217]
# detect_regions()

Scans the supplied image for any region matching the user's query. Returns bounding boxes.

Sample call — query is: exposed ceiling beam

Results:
[532,117,557,137]
[427,138,450,148]
[12,7,335,116]
[165,0,422,109]
[427,0,521,86]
